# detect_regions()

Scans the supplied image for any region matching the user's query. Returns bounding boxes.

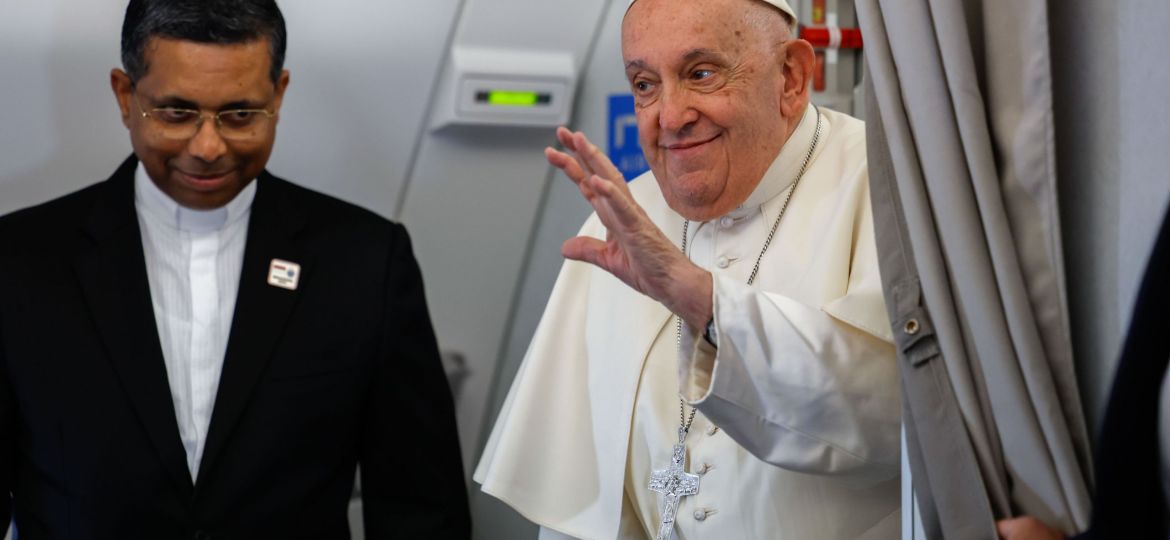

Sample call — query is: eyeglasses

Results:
[133,94,276,141]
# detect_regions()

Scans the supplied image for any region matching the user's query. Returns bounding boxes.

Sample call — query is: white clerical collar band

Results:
[729,104,822,219]
[625,0,798,30]
[134,161,257,234]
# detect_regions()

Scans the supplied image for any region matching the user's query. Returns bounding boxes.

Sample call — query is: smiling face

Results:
[111,36,289,210]
[622,0,806,221]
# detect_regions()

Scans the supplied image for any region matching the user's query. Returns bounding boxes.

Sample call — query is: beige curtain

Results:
[856,0,1094,537]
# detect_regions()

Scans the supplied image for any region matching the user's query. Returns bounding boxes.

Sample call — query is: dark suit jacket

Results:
[1075,203,1170,540]
[0,157,471,539]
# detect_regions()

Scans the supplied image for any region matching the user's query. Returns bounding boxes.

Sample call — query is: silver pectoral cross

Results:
[648,437,700,540]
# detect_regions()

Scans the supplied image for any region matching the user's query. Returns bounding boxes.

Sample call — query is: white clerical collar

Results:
[134,162,257,234]
[727,104,823,219]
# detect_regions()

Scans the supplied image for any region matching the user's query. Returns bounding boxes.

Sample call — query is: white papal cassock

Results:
[475,106,902,539]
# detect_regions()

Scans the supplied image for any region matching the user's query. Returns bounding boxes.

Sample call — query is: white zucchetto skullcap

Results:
[626,0,797,29]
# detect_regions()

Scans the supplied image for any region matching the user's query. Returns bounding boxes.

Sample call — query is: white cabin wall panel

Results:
[472,3,625,534]
[397,0,610,504]
[271,1,461,219]
[489,0,628,415]
[403,126,555,473]
[1118,0,1170,328]
[1053,0,1170,435]
[455,0,604,50]
[0,2,129,216]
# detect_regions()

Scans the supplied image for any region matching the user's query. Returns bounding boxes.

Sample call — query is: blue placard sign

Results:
[607,94,648,181]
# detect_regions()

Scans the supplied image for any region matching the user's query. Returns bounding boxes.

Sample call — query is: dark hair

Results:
[121,0,287,83]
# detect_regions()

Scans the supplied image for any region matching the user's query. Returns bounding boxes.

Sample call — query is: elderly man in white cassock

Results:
[475,0,901,538]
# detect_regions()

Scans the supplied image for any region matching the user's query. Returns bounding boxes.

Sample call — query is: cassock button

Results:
[719,216,735,228]
[716,256,730,269]
[705,425,719,436]
[694,509,709,521]
[696,462,711,474]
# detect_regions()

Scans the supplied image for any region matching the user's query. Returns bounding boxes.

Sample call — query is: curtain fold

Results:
[857,0,1093,536]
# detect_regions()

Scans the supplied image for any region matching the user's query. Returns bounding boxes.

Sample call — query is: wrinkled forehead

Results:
[625,0,797,31]
[621,0,790,64]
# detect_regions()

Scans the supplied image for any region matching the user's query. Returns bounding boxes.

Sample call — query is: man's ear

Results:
[271,69,291,123]
[779,39,815,118]
[110,69,134,129]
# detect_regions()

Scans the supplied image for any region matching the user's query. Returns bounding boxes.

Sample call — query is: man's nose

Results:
[187,117,228,162]
[658,85,699,132]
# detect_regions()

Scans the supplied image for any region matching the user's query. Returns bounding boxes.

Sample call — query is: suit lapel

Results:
[76,156,194,496]
[197,173,309,488]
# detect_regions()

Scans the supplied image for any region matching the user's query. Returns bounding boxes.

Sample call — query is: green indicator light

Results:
[488,90,538,107]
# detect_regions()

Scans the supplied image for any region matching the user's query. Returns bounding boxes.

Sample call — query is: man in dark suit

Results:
[0,0,470,538]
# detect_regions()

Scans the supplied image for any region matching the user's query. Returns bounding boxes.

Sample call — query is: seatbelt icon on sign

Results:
[607,94,649,181]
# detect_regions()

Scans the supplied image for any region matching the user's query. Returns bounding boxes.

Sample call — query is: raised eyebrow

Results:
[624,59,648,72]
[623,49,726,73]
[681,48,725,64]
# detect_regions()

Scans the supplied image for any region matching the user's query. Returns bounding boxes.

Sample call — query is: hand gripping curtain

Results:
[855,0,1094,537]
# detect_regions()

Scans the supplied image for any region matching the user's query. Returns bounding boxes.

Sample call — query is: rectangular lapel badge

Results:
[267,259,301,291]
